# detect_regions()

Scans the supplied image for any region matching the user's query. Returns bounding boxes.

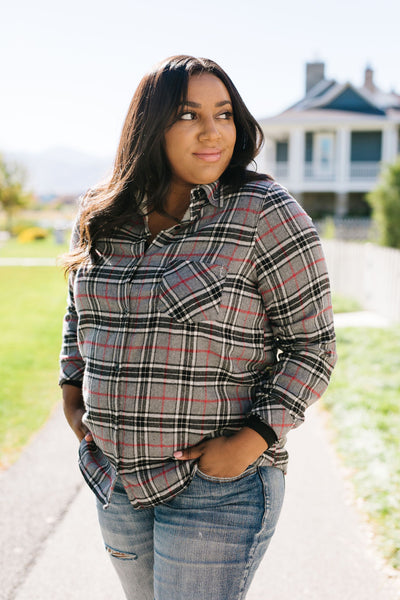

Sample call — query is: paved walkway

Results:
[1,313,399,599]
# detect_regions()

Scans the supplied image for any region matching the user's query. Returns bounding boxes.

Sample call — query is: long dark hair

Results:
[63,55,270,272]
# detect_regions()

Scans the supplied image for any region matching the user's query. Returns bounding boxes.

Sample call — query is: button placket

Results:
[112,275,132,460]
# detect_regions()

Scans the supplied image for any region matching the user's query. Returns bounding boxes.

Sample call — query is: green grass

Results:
[332,293,363,313]
[0,236,69,258]
[0,267,68,467]
[322,327,400,569]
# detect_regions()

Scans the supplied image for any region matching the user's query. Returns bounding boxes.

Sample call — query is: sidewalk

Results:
[2,404,399,599]
[1,313,399,600]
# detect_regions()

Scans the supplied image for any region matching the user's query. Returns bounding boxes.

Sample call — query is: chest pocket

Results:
[158,260,227,323]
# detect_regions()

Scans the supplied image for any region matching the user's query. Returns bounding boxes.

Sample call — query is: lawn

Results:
[0,236,69,258]
[332,293,362,314]
[0,267,68,467]
[322,326,400,569]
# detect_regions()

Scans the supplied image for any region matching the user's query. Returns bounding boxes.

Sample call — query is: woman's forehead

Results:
[185,73,231,101]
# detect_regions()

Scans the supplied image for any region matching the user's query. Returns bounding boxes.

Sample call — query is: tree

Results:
[367,158,400,249]
[0,155,34,231]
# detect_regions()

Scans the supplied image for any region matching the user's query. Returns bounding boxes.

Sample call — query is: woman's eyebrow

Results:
[180,100,233,108]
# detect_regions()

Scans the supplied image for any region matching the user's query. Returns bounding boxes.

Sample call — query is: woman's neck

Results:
[163,181,192,220]
[146,183,192,242]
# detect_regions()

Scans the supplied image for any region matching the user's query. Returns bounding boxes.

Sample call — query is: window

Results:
[315,133,335,176]
[276,141,288,162]
[351,131,382,162]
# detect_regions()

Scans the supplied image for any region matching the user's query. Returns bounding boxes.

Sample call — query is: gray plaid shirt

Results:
[60,178,336,508]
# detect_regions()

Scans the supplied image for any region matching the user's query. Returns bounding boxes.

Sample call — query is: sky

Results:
[1,0,399,159]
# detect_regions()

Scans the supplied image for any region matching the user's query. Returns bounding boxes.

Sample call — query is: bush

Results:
[17,227,49,243]
[10,219,37,236]
[367,158,400,249]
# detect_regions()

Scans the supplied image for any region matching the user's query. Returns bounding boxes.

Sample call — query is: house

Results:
[258,63,400,218]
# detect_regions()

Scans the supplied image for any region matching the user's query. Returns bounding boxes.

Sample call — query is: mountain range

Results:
[5,147,114,197]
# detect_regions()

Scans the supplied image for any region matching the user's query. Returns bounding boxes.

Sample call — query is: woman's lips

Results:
[193,151,222,163]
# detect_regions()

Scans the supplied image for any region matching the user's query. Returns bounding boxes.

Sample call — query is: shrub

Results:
[367,158,400,249]
[17,227,49,243]
[10,219,37,236]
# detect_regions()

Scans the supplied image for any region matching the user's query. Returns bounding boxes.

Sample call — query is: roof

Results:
[260,66,400,125]
[260,108,400,131]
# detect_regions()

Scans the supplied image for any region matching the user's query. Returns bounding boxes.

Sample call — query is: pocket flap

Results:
[158,260,227,323]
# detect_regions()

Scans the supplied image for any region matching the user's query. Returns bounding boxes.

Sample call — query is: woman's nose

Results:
[199,117,221,141]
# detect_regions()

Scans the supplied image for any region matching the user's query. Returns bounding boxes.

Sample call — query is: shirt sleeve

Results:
[250,182,337,441]
[59,216,85,387]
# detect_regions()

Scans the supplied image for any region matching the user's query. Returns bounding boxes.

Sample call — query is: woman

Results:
[60,55,337,600]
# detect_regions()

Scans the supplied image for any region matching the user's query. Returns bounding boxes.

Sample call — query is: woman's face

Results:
[164,73,236,196]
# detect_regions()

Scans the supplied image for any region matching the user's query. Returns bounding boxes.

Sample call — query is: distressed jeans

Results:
[96,465,285,600]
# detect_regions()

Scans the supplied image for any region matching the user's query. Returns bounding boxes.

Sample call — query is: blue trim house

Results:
[259,63,400,218]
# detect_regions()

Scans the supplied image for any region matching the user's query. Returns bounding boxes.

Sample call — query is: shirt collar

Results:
[181,180,222,224]
[138,180,224,229]
[190,180,223,208]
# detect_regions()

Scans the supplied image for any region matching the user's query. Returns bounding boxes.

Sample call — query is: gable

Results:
[309,80,337,99]
[322,87,385,115]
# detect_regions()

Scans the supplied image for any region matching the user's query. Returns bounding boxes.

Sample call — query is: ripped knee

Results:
[105,544,137,561]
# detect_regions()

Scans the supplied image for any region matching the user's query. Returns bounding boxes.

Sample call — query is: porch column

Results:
[261,136,275,175]
[382,125,398,164]
[288,128,305,191]
[336,127,350,184]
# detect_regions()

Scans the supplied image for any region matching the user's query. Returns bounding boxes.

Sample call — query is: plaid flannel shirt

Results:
[60,178,337,509]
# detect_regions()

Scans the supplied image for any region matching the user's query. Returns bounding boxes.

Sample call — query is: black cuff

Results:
[59,379,83,389]
[244,414,278,448]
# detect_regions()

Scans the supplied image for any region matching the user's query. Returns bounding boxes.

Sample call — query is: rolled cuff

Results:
[244,414,278,448]
[59,379,83,389]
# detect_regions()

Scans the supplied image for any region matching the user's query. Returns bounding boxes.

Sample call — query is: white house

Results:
[259,63,400,218]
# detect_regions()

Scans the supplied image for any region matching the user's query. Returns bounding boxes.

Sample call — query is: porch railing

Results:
[349,161,381,179]
[267,161,381,182]
[304,163,335,180]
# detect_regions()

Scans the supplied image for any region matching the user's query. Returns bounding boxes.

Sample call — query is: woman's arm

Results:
[59,218,87,439]
[62,383,91,442]
[249,183,337,440]
[176,183,336,475]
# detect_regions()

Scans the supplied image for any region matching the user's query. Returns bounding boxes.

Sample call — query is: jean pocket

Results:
[195,465,258,483]
[158,259,227,323]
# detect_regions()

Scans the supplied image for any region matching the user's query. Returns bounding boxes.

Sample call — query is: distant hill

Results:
[6,147,114,196]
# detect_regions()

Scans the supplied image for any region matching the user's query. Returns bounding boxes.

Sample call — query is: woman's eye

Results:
[179,112,196,121]
[218,111,233,120]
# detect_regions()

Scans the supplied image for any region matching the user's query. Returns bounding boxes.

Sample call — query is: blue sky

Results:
[1,0,398,157]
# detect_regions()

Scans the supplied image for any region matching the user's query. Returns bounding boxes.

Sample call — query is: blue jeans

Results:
[96,465,285,600]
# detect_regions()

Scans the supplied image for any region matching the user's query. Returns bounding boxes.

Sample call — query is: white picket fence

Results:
[322,239,400,322]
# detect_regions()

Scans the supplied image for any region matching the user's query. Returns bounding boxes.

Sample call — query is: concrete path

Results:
[1,402,399,600]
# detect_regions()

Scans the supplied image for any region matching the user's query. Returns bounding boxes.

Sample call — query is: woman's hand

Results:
[62,384,93,443]
[173,427,269,478]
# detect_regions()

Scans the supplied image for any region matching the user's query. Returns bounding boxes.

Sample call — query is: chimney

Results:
[306,62,325,94]
[364,65,376,92]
